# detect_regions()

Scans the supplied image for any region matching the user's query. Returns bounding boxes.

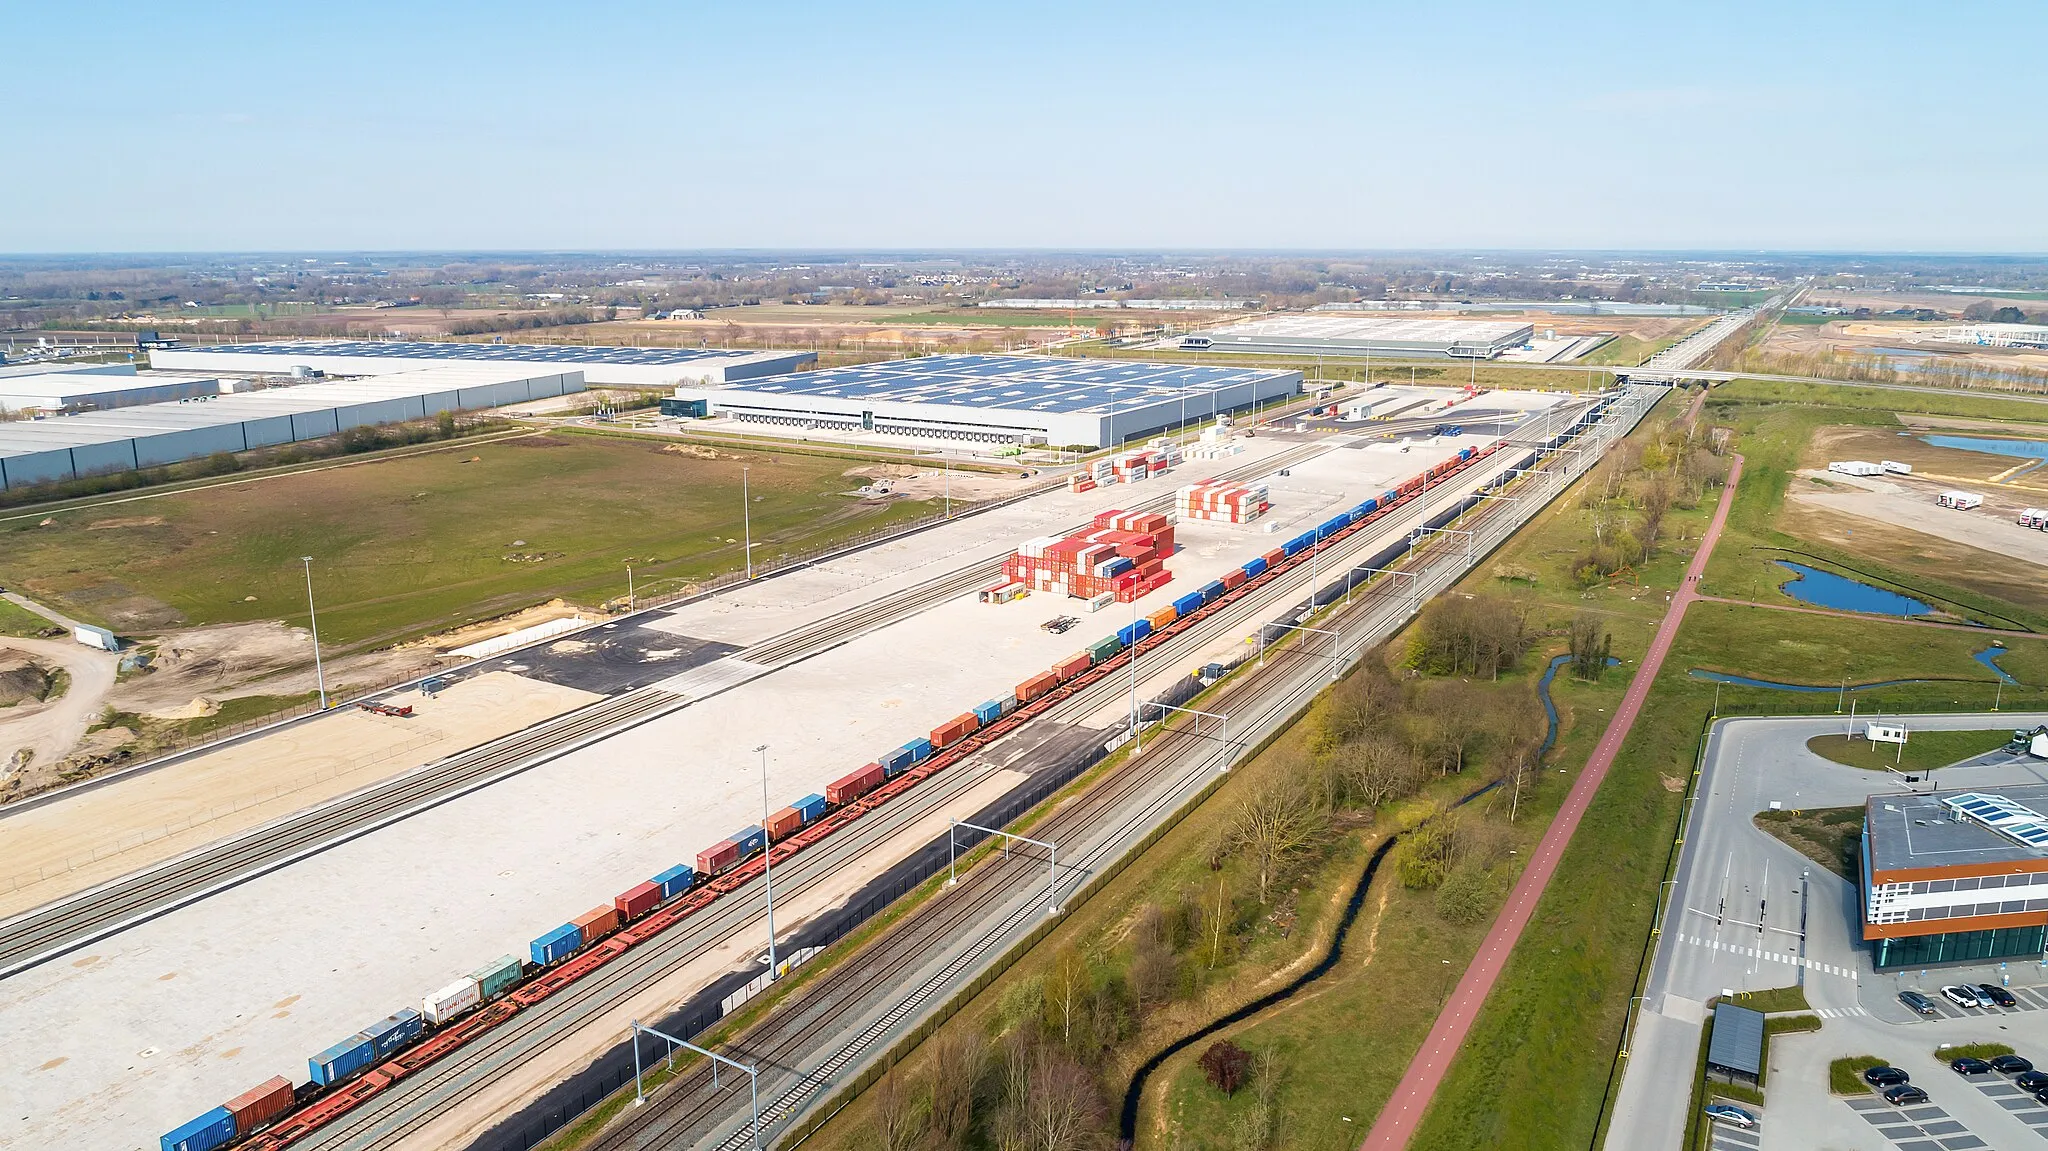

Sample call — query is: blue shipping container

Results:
[792,793,828,823]
[1286,532,1318,555]
[162,1106,236,1151]
[879,746,914,774]
[1460,447,1474,461]
[1115,619,1152,647]
[652,864,695,899]
[731,824,766,856]
[904,738,935,763]
[1172,592,1205,616]
[1383,489,1400,505]
[309,1033,376,1086]
[362,1008,424,1058]
[531,923,582,966]
[1198,580,1227,603]
[1242,557,1268,578]
[974,699,1005,724]
[1361,497,1379,515]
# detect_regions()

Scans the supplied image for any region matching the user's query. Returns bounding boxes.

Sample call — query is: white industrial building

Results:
[0,366,582,491]
[676,354,1301,448]
[1923,324,2048,351]
[1179,315,1536,359]
[0,368,223,415]
[151,340,814,387]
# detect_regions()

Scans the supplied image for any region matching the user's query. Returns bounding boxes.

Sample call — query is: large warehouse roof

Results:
[0,372,221,414]
[1182,315,1536,359]
[151,341,815,387]
[1864,783,2048,875]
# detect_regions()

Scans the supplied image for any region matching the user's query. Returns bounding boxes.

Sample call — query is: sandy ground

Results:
[1787,471,2048,568]
[0,636,120,791]
[0,670,601,918]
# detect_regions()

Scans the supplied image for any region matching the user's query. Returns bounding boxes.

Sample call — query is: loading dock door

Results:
[862,410,874,431]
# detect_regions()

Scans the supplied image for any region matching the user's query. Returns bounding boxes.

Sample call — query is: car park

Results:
[1942,985,1984,1009]
[1864,1066,1911,1088]
[1900,990,1939,1015]
[1979,984,2018,1007]
[1951,1056,1993,1075]
[1883,1084,1930,1106]
[1702,1103,1757,1129]
[1993,1054,2037,1075]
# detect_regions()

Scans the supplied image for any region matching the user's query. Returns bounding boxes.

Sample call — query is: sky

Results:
[4,1,2043,253]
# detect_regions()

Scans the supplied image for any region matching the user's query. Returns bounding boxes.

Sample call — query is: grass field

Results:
[0,599,57,638]
[1829,1056,1885,1094]
[1805,729,2015,772]
[0,433,938,647]
[1582,335,1674,367]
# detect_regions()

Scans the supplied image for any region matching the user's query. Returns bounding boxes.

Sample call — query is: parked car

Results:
[1702,1103,1757,1129]
[1992,1054,2037,1075]
[1899,990,1939,1015]
[1942,985,1984,1009]
[1951,1056,1993,1075]
[1883,1084,1930,1106]
[1979,984,2018,1008]
[2017,1070,2048,1092]
[1864,1066,1911,1088]
[2035,1087,2048,1107]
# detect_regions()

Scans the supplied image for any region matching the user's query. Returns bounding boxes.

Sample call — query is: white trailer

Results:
[1881,460,1913,474]
[1938,491,1984,510]
[1828,461,1883,477]
[2019,508,2048,530]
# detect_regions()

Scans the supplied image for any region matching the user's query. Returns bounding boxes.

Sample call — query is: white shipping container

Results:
[1881,460,1913,474]
[423,977,482,1026]
[1828,461,1882,477]
[1938,491,1983,510]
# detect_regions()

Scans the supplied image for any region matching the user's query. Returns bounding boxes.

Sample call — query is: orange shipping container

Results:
[1054,652,1092,679]
[1017,670,1060,703]
[1263,548,1286,568]
[931,713,979,748]
[1147,607,1178,630]
[615,880,662,919]
[766,806,804,841]
[574,904,621,939]
[226,1077,295,1135]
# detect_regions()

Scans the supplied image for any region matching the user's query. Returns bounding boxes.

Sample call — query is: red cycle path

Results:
[1362,453,1746,1151]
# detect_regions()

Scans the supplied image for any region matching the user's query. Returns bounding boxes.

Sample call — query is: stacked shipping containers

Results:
[1176,480,1268,524]
[1003,510,1175,604]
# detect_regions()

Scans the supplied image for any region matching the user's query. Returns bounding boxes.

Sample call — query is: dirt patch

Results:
[662,443,732,460]
[85,516,167,530]
[843,464,921,479]
[1778,495,2048,617]
[107,620,441,715]
[404,598,587,656]
[144,696,221,722]
[0,652,57,708]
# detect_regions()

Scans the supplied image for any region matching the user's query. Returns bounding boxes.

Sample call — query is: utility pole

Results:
[625,563,635,612]
[301,556,327,709]
[756,743,778,977]
[742,465,754,579]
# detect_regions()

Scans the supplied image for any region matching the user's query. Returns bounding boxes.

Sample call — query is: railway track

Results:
[0,441,1335,980]
[286,417,1599,1151]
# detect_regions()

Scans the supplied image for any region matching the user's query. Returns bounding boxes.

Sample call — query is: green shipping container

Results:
[1088,636,1123,663]
[472,954,524,1001]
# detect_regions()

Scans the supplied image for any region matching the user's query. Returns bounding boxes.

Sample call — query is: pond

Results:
[1687,669,1933,693]
[1974,646,2020,686]
[1776,561,1933,617]
[1919,434,2048,461]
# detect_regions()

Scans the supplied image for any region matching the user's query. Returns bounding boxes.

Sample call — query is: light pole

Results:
[1127,596,1141,751]
[756,743,778,977]
[301,556,327,710]
[742,465,754,579]
[625,563,635,612]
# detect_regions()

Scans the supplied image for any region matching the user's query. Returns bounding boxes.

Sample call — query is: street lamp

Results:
[625,562,635,612]
[742,465,754,579]
[301,556,327,710]
[756,743,778,978]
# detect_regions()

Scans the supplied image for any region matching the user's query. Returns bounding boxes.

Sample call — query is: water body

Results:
[1688,669,1932,693]
[1975,646,2021,685]
[1919,434,2048,461]
[1536,653,1621,760]
[1776,561,1933,617]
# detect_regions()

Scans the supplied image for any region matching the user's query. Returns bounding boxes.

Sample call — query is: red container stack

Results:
[1004,513,1174,604]
[1176,481,1269,524]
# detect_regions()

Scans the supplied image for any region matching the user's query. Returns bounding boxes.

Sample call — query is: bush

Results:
[1199,1040,1252,1095]
[1399,817,1463,890]
[1435,864,1500,925]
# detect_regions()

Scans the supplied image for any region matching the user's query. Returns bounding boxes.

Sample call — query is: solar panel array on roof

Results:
[722,354,1283,415]
[1943,792,2048,850]
[1705,1004,1765,1080]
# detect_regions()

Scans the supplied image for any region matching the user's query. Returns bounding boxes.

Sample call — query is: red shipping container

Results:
[227,1077,294,1135]
[827,764,885,805]
[574,904,621,939]
[1221,569,1247,591]
[766,806,804,841]
[1017,670,1060,703]
[931,713,979,748]
[615,880,662,920]
[1262,548,1286,568]
[1092,509,1125,529]
[696,839,740,875]
[1054,652,1092,679]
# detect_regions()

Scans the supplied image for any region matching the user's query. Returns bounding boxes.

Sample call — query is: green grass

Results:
[0,434,939,647]
[1752,807,1863,883]
[1938,1042,2016,1062]
[0,598,57,637]
[1724,985,1809,1014]
[1830,1056,1886,1095]
[873,309,1152,328]
[1582,335,1674,367]
[1770,1014,1821,1035]
[1805,729,2015,772]
[1710,377,2048,422]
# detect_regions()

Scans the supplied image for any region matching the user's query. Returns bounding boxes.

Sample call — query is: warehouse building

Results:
[1862,785,2048,968]
[1179,315,1535,360]
[0,366,582,491]
[0,368,222,415]
[677,354,1301,448]
[151,341,813,387]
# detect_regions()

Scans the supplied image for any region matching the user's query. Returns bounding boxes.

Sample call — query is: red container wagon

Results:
[827,763,886,805]
[614,880,662,921]
[1016,670,1060,704]
[574,904,621,939]
[1262,547,1286,568]
[931,713,979,749]
[696,838,740,876]
[766,806,804,841]
[1220,569,1247,591]
[1053,652,1093,680]
[226,1076,294,1136]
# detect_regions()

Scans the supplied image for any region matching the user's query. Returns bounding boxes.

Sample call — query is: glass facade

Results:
[1873,924,2047,970]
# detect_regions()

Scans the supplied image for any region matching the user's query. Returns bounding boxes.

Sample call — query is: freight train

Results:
[162,407,1627,1151]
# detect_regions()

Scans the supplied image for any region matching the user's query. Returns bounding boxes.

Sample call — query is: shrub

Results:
[1199,1040,1252,1095]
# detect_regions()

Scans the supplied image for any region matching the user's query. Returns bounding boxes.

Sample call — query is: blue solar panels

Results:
[720,354,1287,416]
[175,340,760,366]
[1942,792,2048,851]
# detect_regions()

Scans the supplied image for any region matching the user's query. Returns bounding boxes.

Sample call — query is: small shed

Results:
[1706,1003,1766,1086]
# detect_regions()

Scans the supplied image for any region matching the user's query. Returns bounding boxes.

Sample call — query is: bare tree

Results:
[1333,733,1418,809]
[873,1056,923,1151]
[926,1030,988,1151]
[1026,1048,1103,1151]
[1043,947,1088,1046]
[1227,775,1327,904]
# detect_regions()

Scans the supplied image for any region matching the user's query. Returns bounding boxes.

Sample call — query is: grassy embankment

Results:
[0,599,58,638]
[1753,807,1863,883]
[1805,730,2016,772]
[1582,335,1676,367]
[0,434,939,648]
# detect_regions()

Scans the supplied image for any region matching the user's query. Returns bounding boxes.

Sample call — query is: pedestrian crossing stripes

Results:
[1814,1006,1867,1019]
[1678,933,1860,980]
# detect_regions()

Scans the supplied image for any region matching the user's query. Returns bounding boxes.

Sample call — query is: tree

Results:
[1227,775,1326,904]
[1024,1048,1103,1151]
[1334,733,1419,809]
[926,1030,987,1151]
[1399,813,1465,889]
[872,1057,923,1151]
[1199,1040,1253,1095]
[1436,864,1500,924]
[1570,612,1610,681]
[1042,946,1088,1046]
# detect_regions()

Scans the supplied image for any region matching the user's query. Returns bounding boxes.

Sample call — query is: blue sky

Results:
[4,1,2041,252]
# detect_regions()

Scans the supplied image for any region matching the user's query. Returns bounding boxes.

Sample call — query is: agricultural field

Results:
[0,432,940,649]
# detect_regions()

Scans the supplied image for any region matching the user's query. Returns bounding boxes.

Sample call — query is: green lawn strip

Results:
[1830,1055,1885,1094]
[1805,729,2015,772]
[1725,985,1809,1014]
[1712,378,2048,423]
[1582,335,1674,367]
[0,598,59,637]
[0,434,940,647]
[1937,1042,2016,1062]
[1752,807,1863,883]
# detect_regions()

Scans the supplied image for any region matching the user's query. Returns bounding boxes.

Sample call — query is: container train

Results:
[160,409,1625,1151]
